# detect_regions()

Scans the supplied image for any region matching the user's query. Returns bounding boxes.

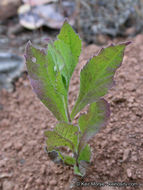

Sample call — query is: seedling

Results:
[25,21,129,176]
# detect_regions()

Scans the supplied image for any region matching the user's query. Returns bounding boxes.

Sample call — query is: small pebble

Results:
[36,178,42,185]
[40,185,45,190]
[0,159,7,167]
[1,119,9,127]
[111,135,119,142]
[50,179,57,186]
[123,149,130,161]
[3,142,13,150]
[14,142,23,151]
[2,181,14,190]
[40,165,46,175]
[127,168,132,178]
[19,159,25,165]
[0,173,12,179]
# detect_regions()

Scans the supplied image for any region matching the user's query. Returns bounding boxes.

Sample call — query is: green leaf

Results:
[47,42,65,73]
[58,151,76,165]
[54,21,82,89]
[78,99,110,153]
[63,155,76,165]
[25,21,82,122]
[78,145,91,163]
[54,40,75,89]
[45,122,79,152]
[71,43,128,120]
[57,21,81,64]
[25,42,68,122]
[45,131,72,151]
[74,165,84,177]
[55,122,79,150]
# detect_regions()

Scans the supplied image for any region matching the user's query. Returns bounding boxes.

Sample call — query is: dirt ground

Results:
[0,33,143,190]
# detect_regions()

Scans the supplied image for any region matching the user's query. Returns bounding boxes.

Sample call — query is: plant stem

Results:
[74,152,79,167]
[67,107,71,123]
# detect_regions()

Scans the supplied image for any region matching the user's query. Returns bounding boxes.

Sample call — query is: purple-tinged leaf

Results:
[25,41,68,122]
[71,42,130,120]
[78,99,110,153]
[45,122,79,152]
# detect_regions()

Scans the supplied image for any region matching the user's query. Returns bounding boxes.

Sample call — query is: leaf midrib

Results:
[73,47,122,115]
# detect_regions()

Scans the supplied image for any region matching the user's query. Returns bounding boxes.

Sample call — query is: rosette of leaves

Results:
[25,21,129,176]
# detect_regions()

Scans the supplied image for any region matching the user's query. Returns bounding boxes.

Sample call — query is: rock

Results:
[123,149,130,161]
[0,173,12,179]
[18,2,75,30]
[111,135,119,142]
[25,183,30,190]
[54,187,59,190]
[131,155,138,161]
[35,186,39,190]
[40,185,45,190]
[14,142,23,151]
[48,150,62,164]
[40,165,46,175]
[3,142,13,150]
[19,159,25,165]
[49,179,57,186]
[1,119,10,127]
[0,52,24,92]
[35,178,42,185]
[55,169,63,175]
[7,24,24,36]
[28,140,37,147]
[79,0,143,43]
[131,152,138,161]
[2,180,14,190]
[0,0,22,20]
[22,0,56,6]
[122,142,128,147]
[0,159,7,167]
[69,177,79,189]
[22,147,28,155]
[28,177,33,183]
[127,168,132,178]
[62,175,69,182]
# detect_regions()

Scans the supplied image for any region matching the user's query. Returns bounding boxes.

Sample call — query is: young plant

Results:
[25,21,129,176]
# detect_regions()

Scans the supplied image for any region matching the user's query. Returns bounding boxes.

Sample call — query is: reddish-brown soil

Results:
[0,35,143,190]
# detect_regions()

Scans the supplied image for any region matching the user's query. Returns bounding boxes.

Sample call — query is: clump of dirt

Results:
[0,35,143,190]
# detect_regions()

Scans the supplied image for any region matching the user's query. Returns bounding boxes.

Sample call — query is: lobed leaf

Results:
[55,122,79,150]
[78,99,110,153]
[45,131,72,151]
[71,43,129,120]
[45,122,79,152]
[25,42,68,122]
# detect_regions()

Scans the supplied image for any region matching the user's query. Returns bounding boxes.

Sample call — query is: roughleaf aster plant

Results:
[25,21,130,176]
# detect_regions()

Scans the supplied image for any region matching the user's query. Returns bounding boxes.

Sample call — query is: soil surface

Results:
[0,34,143,190]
